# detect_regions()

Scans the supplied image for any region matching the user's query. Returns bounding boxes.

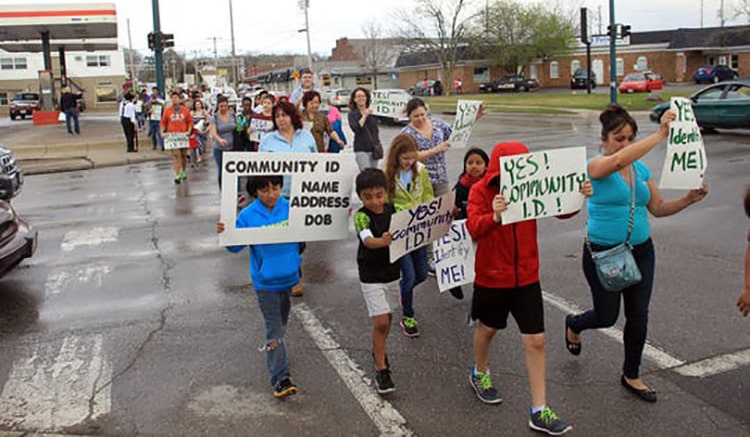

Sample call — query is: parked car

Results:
[327,88,351,108]
[0,159,35,278]
[409,80,435,96]
[479,75,540,93]
[693,65,738,84]
[618,71,664,93]
[571,68,597,89]
[9,92,40,120]
[649,81,750,130]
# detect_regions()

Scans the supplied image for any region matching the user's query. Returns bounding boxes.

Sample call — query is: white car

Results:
[327,88,351,108]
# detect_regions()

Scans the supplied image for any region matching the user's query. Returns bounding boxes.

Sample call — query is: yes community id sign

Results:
[219,152,358,246]
[448,100,482,149]
[388,192,455,263]
[500,147,587,224]
[370,89,410,119]
[659,97,707,190]
[432,219,475,292]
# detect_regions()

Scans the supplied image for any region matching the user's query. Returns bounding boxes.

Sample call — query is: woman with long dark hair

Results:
[348,87,380,170]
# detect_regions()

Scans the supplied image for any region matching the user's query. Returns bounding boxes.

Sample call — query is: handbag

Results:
[587,166,642,292]
[371,142,384,160]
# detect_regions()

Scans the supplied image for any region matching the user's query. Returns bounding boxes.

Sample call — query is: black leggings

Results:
[568,238,655,379]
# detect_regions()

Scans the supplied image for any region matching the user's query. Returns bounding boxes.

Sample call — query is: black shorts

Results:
[471,282,545,334]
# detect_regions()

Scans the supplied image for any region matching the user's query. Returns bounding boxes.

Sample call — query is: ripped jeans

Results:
[255,289,292,387]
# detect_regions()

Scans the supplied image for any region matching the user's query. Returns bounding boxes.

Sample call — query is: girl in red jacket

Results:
[466,142,590,436]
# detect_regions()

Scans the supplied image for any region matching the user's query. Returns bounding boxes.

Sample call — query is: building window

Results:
[718,56,727,66]
[636,56,648,71]
[86,55,111,67]
[1,57,26,70]
[0,92,7,105]
[731,55,739,69]
[570,60,581,75]
[616,58,624,76]
[530,64,538,79]
[473,67,489,82]
[550,61,559,79]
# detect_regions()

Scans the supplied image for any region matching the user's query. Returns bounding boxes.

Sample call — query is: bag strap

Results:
[586,164,637,255]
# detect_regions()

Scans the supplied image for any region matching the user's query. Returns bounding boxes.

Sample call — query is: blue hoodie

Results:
[227,197,301,292]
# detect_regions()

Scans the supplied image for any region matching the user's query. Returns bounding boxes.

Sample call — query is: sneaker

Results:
[469,366,502,404]
[179,170,187,180]
[173,175,181,184]
[272,378,298,399]
[529,406,572,435]
[374,368,396,394]
[427,260,436,277]
[400,317,420,337]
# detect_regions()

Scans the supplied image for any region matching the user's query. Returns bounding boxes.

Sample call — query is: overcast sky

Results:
[0,0,742,57]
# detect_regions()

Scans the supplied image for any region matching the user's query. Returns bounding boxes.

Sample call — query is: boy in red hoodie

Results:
[466,142,590,436]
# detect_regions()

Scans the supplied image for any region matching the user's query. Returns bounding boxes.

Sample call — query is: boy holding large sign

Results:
[466,142,591,435]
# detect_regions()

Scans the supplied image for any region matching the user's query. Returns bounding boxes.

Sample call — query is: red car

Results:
[618,72,664,93]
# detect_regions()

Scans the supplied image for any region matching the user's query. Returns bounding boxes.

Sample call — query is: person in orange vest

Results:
[161,91,193,184]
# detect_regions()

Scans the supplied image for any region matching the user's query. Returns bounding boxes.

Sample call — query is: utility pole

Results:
[127,18,136,86]
[151,0,165,95]
[719,0,726,27]
[208,37,220,87]
[228,0,238,89]
[608,0,617,104]
[301,0,313,72]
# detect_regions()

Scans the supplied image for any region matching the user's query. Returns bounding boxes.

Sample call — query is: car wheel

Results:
[519,85,526,92]
[713,75,720,83]
[10,113,15,121]
[20,114,25,120]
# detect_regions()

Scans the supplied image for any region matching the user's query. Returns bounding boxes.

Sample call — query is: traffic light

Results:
[620,24,632,38]
[161,33,174,48]
[580,8,588,44]
[147,32,155,50]
[607,24,616,38]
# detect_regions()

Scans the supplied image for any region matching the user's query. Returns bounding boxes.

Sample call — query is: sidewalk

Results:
[3,113,171,175]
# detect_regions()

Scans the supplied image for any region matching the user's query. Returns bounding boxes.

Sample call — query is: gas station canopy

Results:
[0,3,117,52]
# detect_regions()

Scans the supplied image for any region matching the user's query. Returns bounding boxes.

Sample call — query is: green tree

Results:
[471,0,576,75]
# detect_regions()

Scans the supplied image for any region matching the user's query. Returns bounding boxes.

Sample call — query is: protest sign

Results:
[370,89,410,119]
[499,147,587,224]
[163,132,189,150]
[151,104,163,120]
[219,152,358,246]
[659,97,707,190]
[448,100,482,149]
[388,192,455,263]
[432,219,475,292]
[249,117,273,142]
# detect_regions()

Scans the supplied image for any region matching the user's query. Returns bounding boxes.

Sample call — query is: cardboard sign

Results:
[249,118,273,142]
[500,147,587,224]
[448,100,482,149]
[370,89,410,119]
[388,192,455,263]
[432,219,475,292]
[659,97,707,190]
[219,152,358,246]
[151,104,163,120]
[163,132,189,150]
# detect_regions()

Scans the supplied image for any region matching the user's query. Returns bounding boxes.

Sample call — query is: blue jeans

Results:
[65,108,79,134]
[255,289,292,387]
[213,147,225,188]
[568,238,656,379]
[147,121,162,149]
[399,246,428,318]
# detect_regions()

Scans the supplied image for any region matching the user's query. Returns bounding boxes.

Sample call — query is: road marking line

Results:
[674,348,750,378]
[61,226,118,252]
[542,291,685,369]
[0,334,111,431]
[293,303,413,437]
[44,264,112,298]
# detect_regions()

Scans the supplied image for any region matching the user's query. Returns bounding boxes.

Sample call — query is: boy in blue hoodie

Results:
[216,175,301,399]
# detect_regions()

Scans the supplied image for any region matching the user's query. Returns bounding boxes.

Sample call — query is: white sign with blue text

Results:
[448,100,482,149]
[432,219,476,292]
[388,192,455,263]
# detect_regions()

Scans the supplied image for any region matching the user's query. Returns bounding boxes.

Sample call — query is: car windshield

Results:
[574,69,591,77]
[725,85,750,99]
[14,93,38,100]
[624,74,646,81]
[695,87,724,101]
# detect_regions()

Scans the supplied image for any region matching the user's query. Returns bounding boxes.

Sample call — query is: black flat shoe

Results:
[620,375,657,403]
[448,286,464,300]
[564,315,581,356]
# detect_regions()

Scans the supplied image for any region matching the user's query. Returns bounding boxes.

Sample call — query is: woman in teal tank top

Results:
[565,104,708,403]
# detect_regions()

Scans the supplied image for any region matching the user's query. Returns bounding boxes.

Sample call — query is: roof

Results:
[666,25,750,49]
[395,45,472,68]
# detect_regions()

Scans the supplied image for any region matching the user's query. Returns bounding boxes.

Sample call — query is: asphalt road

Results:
[0,113,748,436]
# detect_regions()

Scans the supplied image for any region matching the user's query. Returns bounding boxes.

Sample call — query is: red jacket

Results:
[466,142,540,289]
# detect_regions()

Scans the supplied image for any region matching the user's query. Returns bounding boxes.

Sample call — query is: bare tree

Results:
[394,0,476,91]
[360,20,392,89]
[733,0,750,22]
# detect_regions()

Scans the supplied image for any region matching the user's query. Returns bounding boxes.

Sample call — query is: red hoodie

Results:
[466,142,540,289]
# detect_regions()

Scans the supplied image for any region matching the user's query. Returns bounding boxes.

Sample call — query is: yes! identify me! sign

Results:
[659,97,707,190]
[432,219,475,292]
[499,147,587,224]
[448,100,482,149]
